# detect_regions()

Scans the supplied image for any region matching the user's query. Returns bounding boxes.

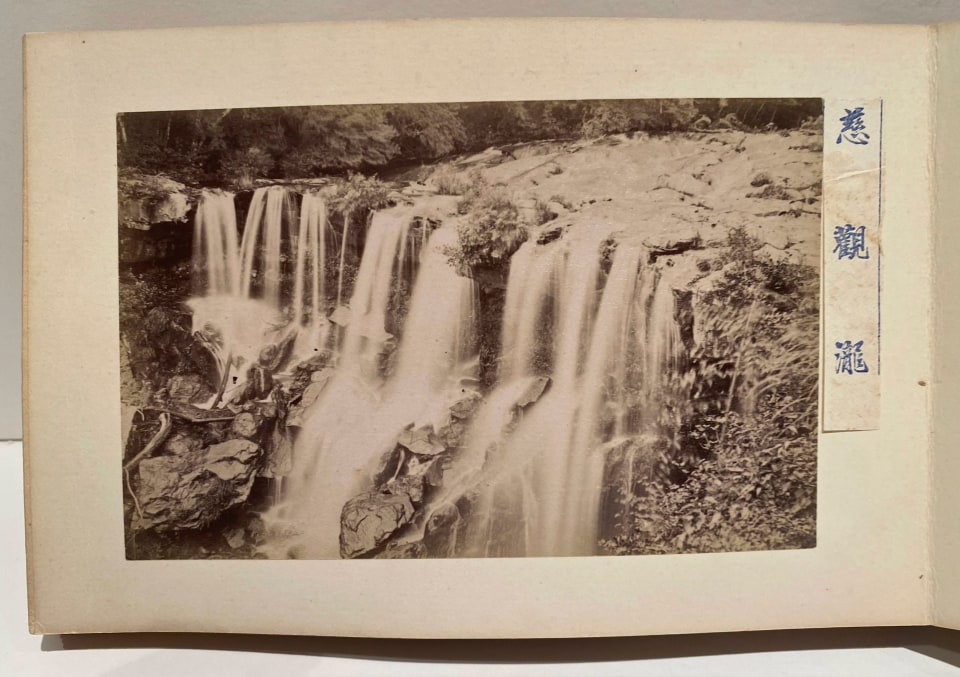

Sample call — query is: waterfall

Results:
[447,229,683,557]
[281,213,479,558]
[185,182,687,560]
[338,208,413,372]
[239,186,295,309]
[192,190,240,297]
[292,193,331,351]
[189,186,330,406]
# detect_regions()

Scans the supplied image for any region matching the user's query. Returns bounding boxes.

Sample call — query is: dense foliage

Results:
[437,171,529,273]
[603,225,819,555]
[118,99,822,187]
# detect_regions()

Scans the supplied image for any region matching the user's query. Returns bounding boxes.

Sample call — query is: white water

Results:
[191,186,327,405]
[446,230,683,557]
[187,186,685,559]
[192,190,240,296]
[280,214,479,558]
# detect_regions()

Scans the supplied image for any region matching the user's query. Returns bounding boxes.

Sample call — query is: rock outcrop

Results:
[132,438,262,532]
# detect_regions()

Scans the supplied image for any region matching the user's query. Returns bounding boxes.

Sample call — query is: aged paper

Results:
[933,21,960,632]
[822,99,882,431]
[24,19,933,636]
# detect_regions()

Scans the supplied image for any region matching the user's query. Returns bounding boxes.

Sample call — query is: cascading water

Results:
[441,228,685,558]
[192,189,241,297]
[186,181,685,560]
[239,185,297,308]
[292,192,332,353]
[190,185,326,406]
[277,211,479,558]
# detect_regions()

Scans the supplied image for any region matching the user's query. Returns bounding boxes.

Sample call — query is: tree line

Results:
[118,98,822,187]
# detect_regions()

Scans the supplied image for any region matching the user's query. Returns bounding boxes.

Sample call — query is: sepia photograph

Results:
[117,99,821,561]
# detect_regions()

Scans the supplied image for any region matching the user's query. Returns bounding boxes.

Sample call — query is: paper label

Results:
[822,99,883,431]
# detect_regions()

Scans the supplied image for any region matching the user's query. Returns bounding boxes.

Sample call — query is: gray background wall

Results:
[5,0,960,441]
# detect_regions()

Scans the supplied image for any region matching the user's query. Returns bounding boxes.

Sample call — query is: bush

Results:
[327,172,393,219]
[220,147,274,189]
[603,223,819,556]
[606,411,816,555]
[430,163,467,195]
[531,199,556,226]
[446,181,528,272]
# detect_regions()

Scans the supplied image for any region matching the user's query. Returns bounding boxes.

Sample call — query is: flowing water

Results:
[438,230,684,557]
[187,187,684,559]
[277,212,479,558]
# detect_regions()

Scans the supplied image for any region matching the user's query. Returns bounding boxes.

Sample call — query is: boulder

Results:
[246,514,267,545]
[397,427,446,457]
[340,490,416,558]
[129,306,219,389]
[162,429,203,456]
[286,378,329,427]
[515,375,551,408]
[329,305,352,327]
[132,439,262,532]
[435,417,467,451]
[449,391,482,420]
[223,527,246,550]
[231,412,262,439]
[119,174,192,230]
[384,474,426,508]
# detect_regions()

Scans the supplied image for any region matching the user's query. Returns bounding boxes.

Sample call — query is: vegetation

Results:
[117,99,823,187]
[452,189,528,271]
[603,225,818,555]
[435,172,529,274]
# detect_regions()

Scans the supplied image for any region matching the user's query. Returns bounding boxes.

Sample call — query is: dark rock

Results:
[536,224,566,245]
[128,306,219,390]
[248,366,273,400]
[645,235,704,262]
[167,374,214,405]
[231,412,262,439]
[384,474,426,508]
[261,422,294,478]
[673,289,696,353]
[449,391,482,420]
[374,541,427,559]
[372,445,404,488]
[516,376,551,408]
[397,427,445,456]
[223,527,246,550]
[132,439,262,532]
[340,491,416,558]
[246,515,267,545]
[423,502,462,557]
[162,429,203,456]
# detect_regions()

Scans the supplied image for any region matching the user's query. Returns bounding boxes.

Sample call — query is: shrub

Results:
[220,147,274,189]
[446,182,528,272]
[531,199,556,226]
[603,222,819,556]
[430,163,467,195]
[327,172,392,218]
[605,411,816,555]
